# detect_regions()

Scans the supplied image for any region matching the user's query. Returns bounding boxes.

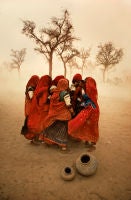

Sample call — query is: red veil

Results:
[25,75,39,117]
[68,77,100,143]
[44,78,72,128]
[27,75,52,134]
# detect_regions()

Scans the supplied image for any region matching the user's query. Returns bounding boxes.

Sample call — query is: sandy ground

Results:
[0,78,131,200]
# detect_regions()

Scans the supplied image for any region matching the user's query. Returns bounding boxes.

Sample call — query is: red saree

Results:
[68,77,100,143]
[43,78,72,147]
[26,75,52,134]
[44,78,72,128]
[25,75,39,117]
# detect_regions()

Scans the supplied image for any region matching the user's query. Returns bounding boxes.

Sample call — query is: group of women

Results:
[21,73,100,151]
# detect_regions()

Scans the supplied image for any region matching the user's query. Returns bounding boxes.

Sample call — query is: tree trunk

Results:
[81,65,84,77]
[18,68,21,79]
[49,54,53,78]
[103,68,106,82]
[64,63,66,78]
[70,66,73,81]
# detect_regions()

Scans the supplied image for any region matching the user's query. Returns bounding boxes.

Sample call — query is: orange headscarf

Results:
[51,75,65,86]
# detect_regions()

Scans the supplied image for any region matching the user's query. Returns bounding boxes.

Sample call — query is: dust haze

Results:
[0,65,131,200]
[0,65,131,103]
[0,0,131,198]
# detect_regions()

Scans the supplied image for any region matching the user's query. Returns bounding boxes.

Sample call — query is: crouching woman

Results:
[68,77,100,146]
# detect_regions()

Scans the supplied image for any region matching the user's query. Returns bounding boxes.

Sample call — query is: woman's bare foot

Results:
[61,146,67,151]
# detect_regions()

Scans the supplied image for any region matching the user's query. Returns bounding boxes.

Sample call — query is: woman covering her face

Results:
[25,75,40,117]
[68,77,100,145]
[21,75,39,138]
[42,78,74,150]
[22,75,52,142]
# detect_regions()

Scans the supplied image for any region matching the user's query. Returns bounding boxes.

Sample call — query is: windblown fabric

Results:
[44,78,72,128]
[27,75,52,134]
[25,75,39,117]
[43,120,68,147]
[68,77,100,143]
[43,78,72,147]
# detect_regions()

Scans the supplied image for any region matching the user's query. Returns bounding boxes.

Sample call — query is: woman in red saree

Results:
[24,75,52,142]
[68,77,100,146]
[49,75,65,94]
[42,78,74,150]
[21,75,39,136]
[52,75,65,87]
[25,75,40,117]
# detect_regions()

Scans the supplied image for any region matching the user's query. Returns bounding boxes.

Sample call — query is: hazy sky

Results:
[0,0,131,78]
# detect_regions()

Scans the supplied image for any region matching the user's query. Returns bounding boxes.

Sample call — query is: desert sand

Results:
[0,74,131,200]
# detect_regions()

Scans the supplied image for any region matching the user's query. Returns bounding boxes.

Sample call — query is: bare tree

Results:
[96,42,124,82]
[22,10,77,77]
[79,48,90,76]
[57,44,80,77]
[68,57,81,80]
[67,48,90,78]
[10,48,26,76]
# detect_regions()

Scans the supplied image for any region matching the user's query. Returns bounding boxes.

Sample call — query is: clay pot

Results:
[75,152,98,176]
[61,166,76,181]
